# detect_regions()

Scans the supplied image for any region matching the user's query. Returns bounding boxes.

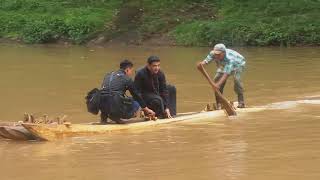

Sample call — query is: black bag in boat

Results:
[85,88,101,115]
[109,93,134,119]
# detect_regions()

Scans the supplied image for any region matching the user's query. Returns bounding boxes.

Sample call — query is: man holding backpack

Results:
[99,60,155,124]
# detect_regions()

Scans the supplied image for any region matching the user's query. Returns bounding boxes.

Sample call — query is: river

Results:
[0,43,319,180]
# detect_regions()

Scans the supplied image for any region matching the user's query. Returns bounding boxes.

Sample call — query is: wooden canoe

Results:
[0,122,38,141]
[0,126,17,140]
[22,107,264,141]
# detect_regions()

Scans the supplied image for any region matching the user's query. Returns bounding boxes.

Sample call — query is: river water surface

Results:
[0,43,319,180]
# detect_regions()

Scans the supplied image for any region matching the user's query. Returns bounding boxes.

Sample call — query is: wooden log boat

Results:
[22,107,265,141]
[0,126,17,140]
[0,123,11,138]
[0,122,37,140]
[3,126,38,140]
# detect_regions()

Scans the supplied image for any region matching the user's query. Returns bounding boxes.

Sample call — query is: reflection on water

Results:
[0,43,319,180]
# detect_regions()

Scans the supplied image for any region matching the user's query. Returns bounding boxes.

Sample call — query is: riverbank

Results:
[0,0,319,46]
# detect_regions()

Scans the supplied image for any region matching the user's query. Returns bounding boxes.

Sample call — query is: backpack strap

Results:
[108,72,115,93]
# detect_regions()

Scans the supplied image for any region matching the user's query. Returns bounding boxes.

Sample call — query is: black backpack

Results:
[85,88,101,115]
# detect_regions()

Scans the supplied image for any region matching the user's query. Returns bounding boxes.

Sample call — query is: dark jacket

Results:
[101,69,146,108]
[134,66,169,108]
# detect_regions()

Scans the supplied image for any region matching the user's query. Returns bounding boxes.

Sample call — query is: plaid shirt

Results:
[203,49,246,74]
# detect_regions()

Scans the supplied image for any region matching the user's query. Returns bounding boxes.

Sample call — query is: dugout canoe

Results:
[22,107,265,141]
[0,122,38,140]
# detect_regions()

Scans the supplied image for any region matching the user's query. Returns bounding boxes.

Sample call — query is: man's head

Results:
[212,43,226,61]
[120,59,134,76]
[147,55,161,74]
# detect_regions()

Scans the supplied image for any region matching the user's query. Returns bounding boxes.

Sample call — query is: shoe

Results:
[237,103,245,108]
[100,113,108,124]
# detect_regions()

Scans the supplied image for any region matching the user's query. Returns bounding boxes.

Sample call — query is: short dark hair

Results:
[120,59,133,70]
[147,56,160,64]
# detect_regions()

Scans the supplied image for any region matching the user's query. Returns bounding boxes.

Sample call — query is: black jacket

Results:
[134,66,169,108]
[101,69,146,108]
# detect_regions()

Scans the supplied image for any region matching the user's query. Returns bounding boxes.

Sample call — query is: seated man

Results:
[134,56,176,119]
[100,59,155,124]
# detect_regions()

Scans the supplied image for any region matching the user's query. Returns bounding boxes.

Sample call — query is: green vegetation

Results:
[172,0,320,46]
[0,0,121,43]
[0,0,319,46]
[138,0,215,39]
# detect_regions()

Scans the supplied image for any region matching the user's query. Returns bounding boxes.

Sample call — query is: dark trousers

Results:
[142,85,176,118]
[99,95,136,123]
[99,95,111,123]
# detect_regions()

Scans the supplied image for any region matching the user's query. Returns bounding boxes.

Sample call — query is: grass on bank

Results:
[138,0,216,40]
[172,0,320,46]
[0,0,318,46]
[0,0,122,43]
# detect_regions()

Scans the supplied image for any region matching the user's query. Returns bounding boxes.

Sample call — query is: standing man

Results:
[197,43,246,109]
[100,59,155,124]
[134,56,176,119]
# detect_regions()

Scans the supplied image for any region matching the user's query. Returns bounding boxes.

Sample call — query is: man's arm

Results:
[197,61,207,70]
[216,63,234,88]
[128,79,146,108]
[197,61,220,90]
[216,73,229,88]
[159,72,169,106]
[134,71,143,94]
[128,79,155,116]
[196,50,217,85]
[158,72,172,118]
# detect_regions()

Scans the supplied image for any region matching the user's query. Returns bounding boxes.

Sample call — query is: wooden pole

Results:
[197,63,237,116]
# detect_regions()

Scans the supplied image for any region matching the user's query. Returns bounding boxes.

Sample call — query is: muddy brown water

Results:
[0,43,319,180]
